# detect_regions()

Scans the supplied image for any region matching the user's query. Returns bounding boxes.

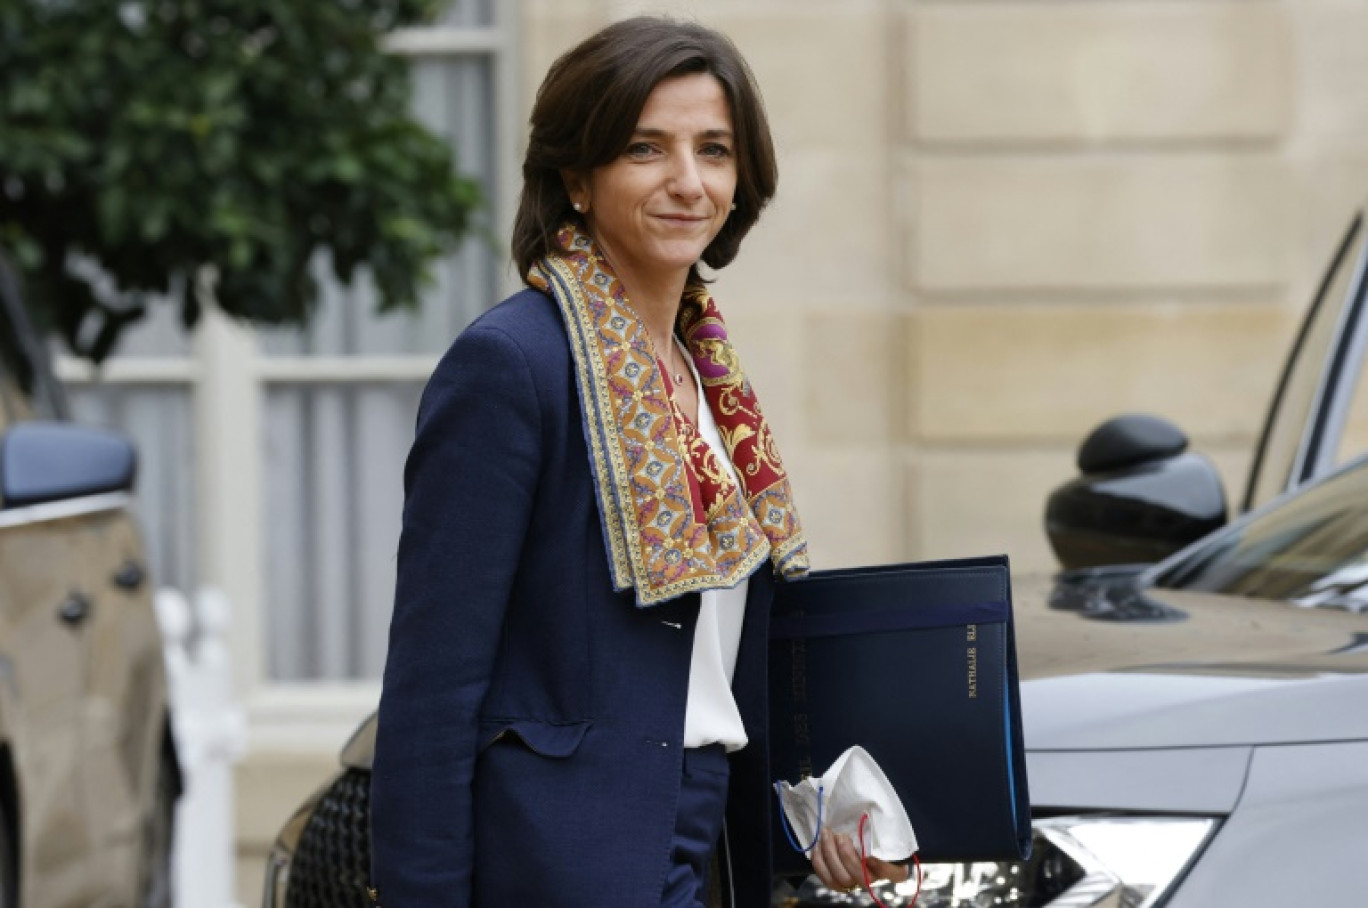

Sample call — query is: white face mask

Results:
[774,745,919,863]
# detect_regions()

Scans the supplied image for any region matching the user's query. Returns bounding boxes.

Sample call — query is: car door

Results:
[1244,207,1368,511]
[68,502,160,908]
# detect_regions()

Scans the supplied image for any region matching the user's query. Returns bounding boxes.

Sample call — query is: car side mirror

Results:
[0,421,137,507]
[1045,414,1227,570]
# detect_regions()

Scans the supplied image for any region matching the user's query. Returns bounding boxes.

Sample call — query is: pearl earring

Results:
[572,202,584,212]
[730,203,737,211]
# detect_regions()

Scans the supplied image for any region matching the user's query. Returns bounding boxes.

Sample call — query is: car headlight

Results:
[1029,816,1218,907]
[785,814,1219,907]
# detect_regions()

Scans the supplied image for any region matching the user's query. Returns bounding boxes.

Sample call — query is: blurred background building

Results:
[56,0,1368,896]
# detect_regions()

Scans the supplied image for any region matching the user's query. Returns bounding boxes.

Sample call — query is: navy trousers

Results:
[662,744,731,907]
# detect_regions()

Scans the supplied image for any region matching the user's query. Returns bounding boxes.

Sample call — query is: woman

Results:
[370,16,905,907]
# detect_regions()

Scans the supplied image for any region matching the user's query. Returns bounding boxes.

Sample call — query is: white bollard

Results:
[157,586,245,908]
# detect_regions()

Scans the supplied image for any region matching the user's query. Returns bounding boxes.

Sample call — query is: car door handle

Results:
[58,591,92,626]
[113,559,146,591]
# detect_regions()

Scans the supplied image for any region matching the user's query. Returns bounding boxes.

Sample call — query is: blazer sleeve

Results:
[369,323,543,906]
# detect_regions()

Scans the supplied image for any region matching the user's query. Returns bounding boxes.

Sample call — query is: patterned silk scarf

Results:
[527,225,809,606]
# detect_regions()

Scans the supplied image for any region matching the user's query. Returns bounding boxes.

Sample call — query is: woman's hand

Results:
[809,828,910,894]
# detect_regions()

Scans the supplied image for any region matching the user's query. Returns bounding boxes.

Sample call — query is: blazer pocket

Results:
[478,718,591,758]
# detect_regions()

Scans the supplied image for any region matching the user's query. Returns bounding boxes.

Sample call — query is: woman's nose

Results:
[667,152,704,200]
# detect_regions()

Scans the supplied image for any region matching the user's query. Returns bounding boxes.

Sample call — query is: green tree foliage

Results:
[0,0,481,361]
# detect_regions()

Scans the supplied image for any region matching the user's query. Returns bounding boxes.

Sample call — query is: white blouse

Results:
[679,339,756,753]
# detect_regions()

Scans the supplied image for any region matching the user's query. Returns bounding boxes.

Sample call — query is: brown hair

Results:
[512,17,778,279]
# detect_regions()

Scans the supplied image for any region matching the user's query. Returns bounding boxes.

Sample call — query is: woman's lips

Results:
[653,213,709,226]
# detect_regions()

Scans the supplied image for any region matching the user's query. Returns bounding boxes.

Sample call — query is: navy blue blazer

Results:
[370,288,777,906]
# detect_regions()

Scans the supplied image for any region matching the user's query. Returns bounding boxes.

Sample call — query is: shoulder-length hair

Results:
[512,17,778,279]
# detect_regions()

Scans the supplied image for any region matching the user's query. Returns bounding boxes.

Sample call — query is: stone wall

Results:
[903,0,1291,568]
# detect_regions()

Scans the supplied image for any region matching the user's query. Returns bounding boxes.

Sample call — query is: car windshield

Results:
[1156,458,1368,613]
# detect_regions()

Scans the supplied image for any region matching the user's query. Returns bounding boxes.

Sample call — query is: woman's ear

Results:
[560,170,589,214]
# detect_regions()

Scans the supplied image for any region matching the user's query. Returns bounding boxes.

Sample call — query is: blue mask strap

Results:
[772,781,824,853]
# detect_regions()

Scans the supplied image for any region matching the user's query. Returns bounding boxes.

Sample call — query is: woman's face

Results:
[568,73,737,289]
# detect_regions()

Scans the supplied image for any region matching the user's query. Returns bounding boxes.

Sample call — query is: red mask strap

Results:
[858,813,922,908]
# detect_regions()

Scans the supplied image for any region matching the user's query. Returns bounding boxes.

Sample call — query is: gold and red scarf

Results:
[527,225,809,605]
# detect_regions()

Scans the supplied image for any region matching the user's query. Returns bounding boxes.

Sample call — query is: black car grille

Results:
[286,769,373,908]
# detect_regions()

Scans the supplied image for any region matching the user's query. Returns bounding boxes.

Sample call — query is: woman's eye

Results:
[624,142,656,158]
[700,143,733,159]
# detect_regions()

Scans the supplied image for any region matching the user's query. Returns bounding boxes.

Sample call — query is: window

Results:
[0,254,63,422]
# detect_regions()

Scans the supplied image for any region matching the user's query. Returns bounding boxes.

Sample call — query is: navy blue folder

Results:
[768,555,1031,872]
